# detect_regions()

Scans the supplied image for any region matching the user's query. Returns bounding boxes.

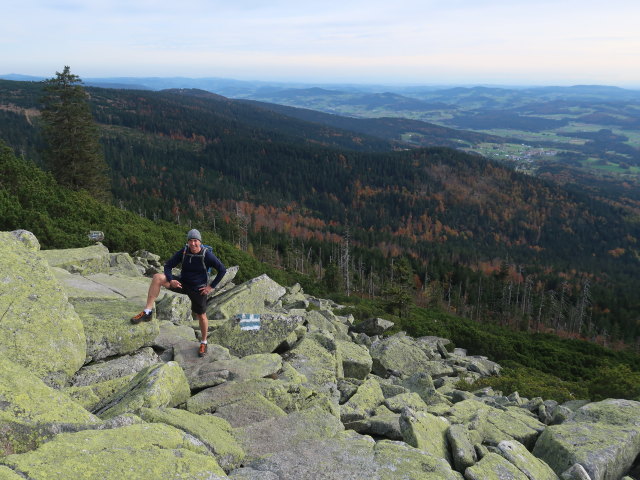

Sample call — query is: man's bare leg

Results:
[145,273,169,310]
[195,312,208,342]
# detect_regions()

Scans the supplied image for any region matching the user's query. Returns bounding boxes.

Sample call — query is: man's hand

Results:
[200,285,213,295]
[170,279,182,289]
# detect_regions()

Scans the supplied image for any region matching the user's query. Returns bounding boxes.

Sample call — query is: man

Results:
[130,229,226,357]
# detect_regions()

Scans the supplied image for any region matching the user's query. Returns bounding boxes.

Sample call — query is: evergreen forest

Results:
[1,76,640,402]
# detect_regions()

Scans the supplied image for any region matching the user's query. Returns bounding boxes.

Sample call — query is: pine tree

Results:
[40,66,111,201]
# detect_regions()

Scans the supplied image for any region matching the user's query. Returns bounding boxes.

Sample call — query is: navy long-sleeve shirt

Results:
[164,247,226,289]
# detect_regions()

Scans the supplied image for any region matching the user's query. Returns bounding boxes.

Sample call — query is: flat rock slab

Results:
[213,392,287,428]
[0,357,100,456]
[55,271,152,304]
[139,407,245,471]
[207,313,304,357]
[243,429,463,480]
[40,243,110,275]
[71,347,160,387]
[72,299,159,363]
[0,423,226,480]
[235,407,345,462]
[183,353,282,390]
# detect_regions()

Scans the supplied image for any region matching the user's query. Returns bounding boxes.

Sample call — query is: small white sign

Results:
[239,313,261,331]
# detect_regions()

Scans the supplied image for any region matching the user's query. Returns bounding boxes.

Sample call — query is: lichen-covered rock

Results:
[228,468,280,479]
[280,284,308,309]
[336,340,372,380]
[40,242,110,275]
[340,378,385,423]
[235,407,345,463]
[560,463,592,480]
[0,357,100,456]
[385,392,430,413]
[108,252,142,277]
[64,374,135,411]
[139,407,245,471]
[206,274,286,319]
[94,362,191,419]
[370,332,436,378]
[447,399,545,449]
[400,409,451,463]
[0,466,23,479]
[497,440,559,480]
[155,292,193,324]
[153,322,198,358]
[401,372,448,405]
[73,299,159,363]
[9,229,40,250]
[344,412,402,440]
[533,399,640,480]
[286,333,340,397]
[242,428,463,480]
[51,269,150,305]
[207,313,304,357]
[351,317,395,336]
[465,355,502,377]
[465,452,529,480]
[184,353,282,390]
[187,378,337,418]
[71,347,160,386]
[213,392,287,428]
[0,231,86,387]
[447,423,478,472]
[0,423,227,479]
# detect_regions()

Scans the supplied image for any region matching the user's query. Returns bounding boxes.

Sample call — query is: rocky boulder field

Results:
[1,229,639,480]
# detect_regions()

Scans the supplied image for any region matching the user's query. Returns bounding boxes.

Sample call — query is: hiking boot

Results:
[130,310,152,324]
[198,343,208,357]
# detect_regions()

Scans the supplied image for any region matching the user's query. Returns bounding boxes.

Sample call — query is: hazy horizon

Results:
[4,1,640,89]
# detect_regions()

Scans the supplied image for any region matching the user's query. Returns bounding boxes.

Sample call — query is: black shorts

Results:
[168,281,208,315]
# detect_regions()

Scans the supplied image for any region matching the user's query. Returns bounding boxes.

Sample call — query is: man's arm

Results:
[163,249,184,282]
[205,251,227,289]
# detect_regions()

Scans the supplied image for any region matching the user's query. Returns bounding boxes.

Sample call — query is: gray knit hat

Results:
[187,229,202,242]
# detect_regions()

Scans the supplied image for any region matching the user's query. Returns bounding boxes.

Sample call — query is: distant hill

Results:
[239,99,502,148]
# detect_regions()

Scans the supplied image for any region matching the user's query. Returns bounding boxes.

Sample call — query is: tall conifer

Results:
[40,66,111,201]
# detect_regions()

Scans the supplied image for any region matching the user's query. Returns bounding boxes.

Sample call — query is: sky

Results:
[3,0,640,87]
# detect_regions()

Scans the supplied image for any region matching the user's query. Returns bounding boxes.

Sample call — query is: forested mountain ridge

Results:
[1,79,639,345]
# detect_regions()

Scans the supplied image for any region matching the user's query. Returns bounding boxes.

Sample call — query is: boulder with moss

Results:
[0,357,101,456]
[533,399,640,480]
[340,378,385,423]
[139,407,244,471]
[73,299,159,363]
[286,333,341,399]
[446,399,545,449]
[465,452,529,480]
[207,313,304,357]
[0,231,86,387]
[400,409,451,464]
[71,347,160,386]
[238,428,463,480]
[336,340,373,380]
[0,423,227,480]
[93,362,191,419]
[206,274,286,319]
[39,242,110,275]
[497,440,559,480]
[369,332,437,378]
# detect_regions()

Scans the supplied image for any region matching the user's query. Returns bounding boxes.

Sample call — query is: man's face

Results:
[187,238,202,253]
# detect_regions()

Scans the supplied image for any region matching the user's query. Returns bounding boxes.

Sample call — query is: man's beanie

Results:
[187,229,202,242]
